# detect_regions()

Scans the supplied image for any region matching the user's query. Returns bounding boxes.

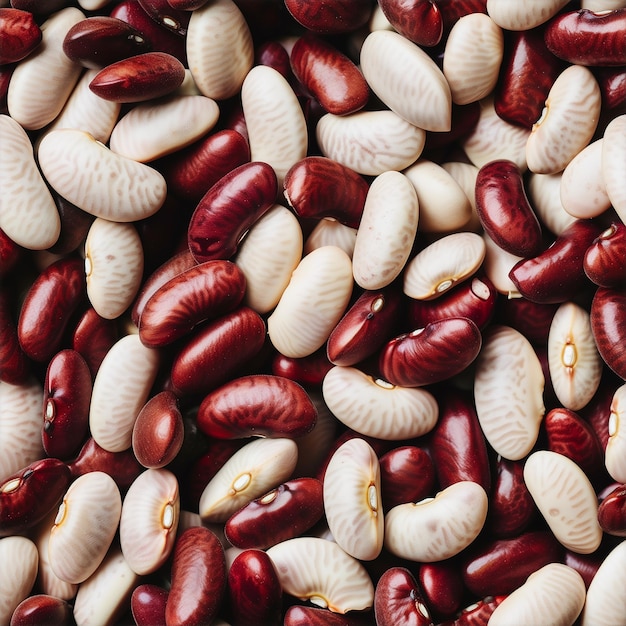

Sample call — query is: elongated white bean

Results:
[602,114,626,224]
[481,232,524,296]
[528,172,577,236]
[606,384,626,483]
[304,219,357,258]
[486,0,571,30]
[0,536,38,626]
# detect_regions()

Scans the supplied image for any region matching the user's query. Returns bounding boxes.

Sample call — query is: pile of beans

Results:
[1,0,625,624]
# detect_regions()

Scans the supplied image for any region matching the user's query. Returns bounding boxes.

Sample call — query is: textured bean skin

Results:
[137,0,190,36]
[0,8,42,64]
[283,0,372,34]
[590,287,626,380]
[378,0,443,47]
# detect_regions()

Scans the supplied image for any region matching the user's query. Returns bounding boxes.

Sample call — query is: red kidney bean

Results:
[68,437,144,490]
[595,66,626,111]
[9,595,73,626]
[462,531,563,597]
[327,287,403,367]
[379,317,482,387]
[89,51,185,103]
[9,0,67,16]
[71,307,118,379]
[138,259,246,348]
[544,8,626,67]
[584,222,626,288]
[0,288,30,385]
[494,27,565,129]
[494,297,558,344]
[407,276,496,332]
[48,195,95,257]
[374,567,434,626]
[590,286,626,380]
[379,445,436,510]
[283,0,372,34]
[158,129,250,204]
[17,256,86,362]
[377,0,443,47]
[475,160,543,258]
[170,307,266,397]
[271,349,334,387]
[131,390,184,469]
[597,483,626,537]
[0,458,70,536]
[256,40,292,81]
[224,477,323,549]
[165,527,226,626]
[563,549,605,589]
[227,549,282,626]
[197,374,317,439]
[131,584,168,626]
[418,560,464,620]
[440,595,506,626]
[437,0,487,31]
[290,35,369,116]
[138,0,190,36]
[508,219,603,304]
[62,16,152,69]
[188,161,277,263]
[0,227,21,278]
[284,605,372,626]
[429,390,491,493]
[487,457,536,538]
[0,8,41,65]
[581,374,620,451]
[43,349,91,460]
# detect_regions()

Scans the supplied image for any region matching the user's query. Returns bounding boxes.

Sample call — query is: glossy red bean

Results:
[584,222,626,288]
[494,27,565,129]
[284,606,371,626]
[43,349,92,460]
[271,349,334,388]
[0,458,70,536]
[581,375,619,451]
[284,156,368,229]
[89,51,185,103]
[283,0,372,34]
[475,160,543,257]
[227,549,282,626]
[429,390,491,493]
[544,8,626,66]
[171,307,266,397]
[0,227,21,278]
[437,0,487,31]
[256,40,292,81]
[418,560,464,620]
[563,550,605,589]
[138,260,246,348]
[9,595,73,626]
[197,375,317,439]
[0,288,30,385]
[494,297,558,344]
[62,16,152,69]
[378,0,443,47]
[595,66,626,111]
[374,567,434,626]
[17,256,86,362]
[0,8,41,65]
[71,307,118,379]
[224,477,323,550]
[379,317,482,387]
[440,595,506,626]
[509,220,603,304]
[166,527,226,626]
[159,130,250,204]
[188,162,278,263]
[138,0,190,36]
[597,483,626,537]
[590,286,626,380]
[327,287,403,367]
[131,584,168,626]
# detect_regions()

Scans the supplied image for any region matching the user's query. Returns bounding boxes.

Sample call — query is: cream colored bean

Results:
[528,172,577,235]
[486,0,571,30]
[0,536,38,626]
[602,114,626,224]
[524,450,602,553]
[481,232,524,296]
[441,161,482,231]
[303,219,357,258]
[606,384,626,484]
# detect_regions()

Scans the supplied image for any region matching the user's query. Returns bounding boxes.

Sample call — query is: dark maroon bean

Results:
[256,40,292,81]
[284,156,368,229]
[188,162,278,263]
[271,349,334,387]
[595,66,626,111]
[43,349,92,460]
[166,0,208,9]
[597,483,626,537]
[171,307,266,397]
[508,219,603,304]
[9,0,67,16]
[283,0,372,34]
[197,374,317,439]
[89,51,185,103]
[488,457,536,538]
[9,595,73,626]
[224,478,323,550]
[0,458,70,536]
[379,445,436,511]
[429,390,491,493]
[544,8,626,66]
[584,222,626,288]
[494,27,565,129]
[17,256,85,362]
[284,605,371,626]
[475,160,543,257]
[590,286,626,380]
[0,8,41,65]
[327,287,403,367]
[442,595,506,626]
[48,194,95,256]
[68,437,143,490]
[138,260,246,348]
[494,297,558,344]
[462,531,563,597]
[580,374,620,451]
[71,307,118,379]
[138,0,190,36]
[62,16,152,69]
[158,129,250,204]
[131,584,168,626]
[374,567,434,626]
[0,227,21,278]
[0,288,30,385]
[437,0,487,31]
[166,527,226,626]
[290,35,369,115]
[379,317,482,387]
[377,0,442,47]
[418,560,464,620]
[227,549,282,626]
[563,550,605,589]
[132,390,184,469]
